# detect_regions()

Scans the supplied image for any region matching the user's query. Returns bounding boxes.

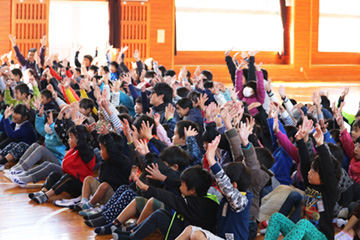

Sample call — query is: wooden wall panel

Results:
[0,0,12,57]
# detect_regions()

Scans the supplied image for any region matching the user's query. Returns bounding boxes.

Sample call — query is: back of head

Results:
[328,143,343,165]
[203,81,213,89]
[89,65,99,73]
[176,87,190,98]
[145,70,156,79]
[284,125,298,140]
[200,70,213,81]
[133,114,156,135]
[98,132,123,152]
[187,91,200,104]
[158,65,166,77]
[118,113,133,125]
[255,147,275,170]
[15,83,30,96]
[176,120,198,138]
[164,69,176,77]
[329,129,340,144]
[153,82,173,103]
[116,105,129,114]
[159,146,190,171]
[176,98,193,111]
[28,48,37,53]
[41,89,53,100]
[180,165,212,196]
[79,98,95,110]
[11,68,23,78]
[223,162,252,191]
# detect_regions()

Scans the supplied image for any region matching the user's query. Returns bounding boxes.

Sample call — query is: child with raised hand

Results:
[5,108,65,187]
[176,135,252,240]
[112,166,219,240]
[28,124,96,204]
[71,124,132,214]
[0,104,37,169]
[264,124,341,240]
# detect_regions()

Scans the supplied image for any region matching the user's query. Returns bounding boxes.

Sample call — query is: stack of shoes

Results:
[53,196,81,207]
[70,202,84,212]
[79,206,104,216]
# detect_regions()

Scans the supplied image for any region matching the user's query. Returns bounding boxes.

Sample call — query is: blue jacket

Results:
[119,91,135,117]
[0,118,37,145]
[35,115,66,164]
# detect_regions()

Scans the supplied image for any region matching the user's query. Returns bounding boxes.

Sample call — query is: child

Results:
[176,97,203,132]
[41,89,60,112]
[0,104,37,167]
[79,98,97,124]
[176,135,253,240]
[5,80,40,107]
[112,166,219,240]
[264,124,341,240]
[28,125,96,204]
[72,129,132,213]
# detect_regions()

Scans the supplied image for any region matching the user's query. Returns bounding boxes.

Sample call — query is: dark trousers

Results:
[248,221,258,240]
[279,191,303,223]
[42,172,82,197]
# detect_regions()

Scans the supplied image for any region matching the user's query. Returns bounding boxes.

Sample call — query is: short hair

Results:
[11,68,23,78]
[187,91,200,104]
[89,65,99,73]
[110,61,119,70]
[159,146,190,171]
[135,96,142,104]
[118,113,133,125]
[177,98,193,111]
[176,120,198,139]
[158,65,166,77]
[152,82,173,103]
[102,65,109,73]
[41,89,53,100]
[15,83,30,95]
[116,105,129,114]
[133,114,156,135]
[329,129,340,144]
[255,147,275,170]
[75,68,81,75]
[79,98,95,110]
[28,48,37,53]
[312,154,341,183]
[328,143,343,164]
[83,55,93,63]
[145,70,156,79]
[284,125,298,140]
[353,120,360,130]
[203,81,213,89]
[223,162,252,191]
[98,132,123,152]
[262,69,268,80]
[13,104,30,120]
[200,70,213,80]
[180,165,212,196]
[164,69,176,77]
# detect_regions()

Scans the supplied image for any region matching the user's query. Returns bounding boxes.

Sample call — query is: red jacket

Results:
[340,129,360,184]
[62,148,95,182]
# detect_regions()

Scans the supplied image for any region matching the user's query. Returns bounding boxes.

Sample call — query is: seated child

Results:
[41,89,60,112]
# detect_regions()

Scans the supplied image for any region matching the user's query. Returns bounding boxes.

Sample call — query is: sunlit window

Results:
[318,0,360,52]
[175,0,283,51]
[49,1,109,62]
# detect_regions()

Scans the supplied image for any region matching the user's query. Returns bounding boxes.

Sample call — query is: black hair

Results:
[223,162,252,191]
[28,48,37,53]
[325,119,336,131]
[329,129,340,144]
[284,125,298,140]
[75,68,81,75]
[200,70,213,81]
[176,120,198,139]
[255,147,275,170]
[118,113,133,125]
[79,98,95,110]
[180,165,212,196]
[116,105,129,114]
[176,87,190,98]
[243,81,257,96]
[164,69,176,77]
[261,69,268,80]
[311,154,341,183]
[158,65,166,77]
[41,89,53,100]
[152,82,173,103]
[110,61,119,70]
[353,120,360,130]
[89,65,99,73]
[159,146,190,171]
[101,65,109,73]
[176,98,193,111]
[203,81,213,89]
[68,125,92,143]
[296,114,317,128]
[145,70,156,79]
[355,110,360,119]
[133,114,156,135]
[13,104,30,121]
[187,91,200,104]
[135,96,142,104]
[98,132,123,154]
[15,83,30,96]
[11,68,23,78]
[328,143,344,165]
[321,96,330,109]
[83,55,93,63]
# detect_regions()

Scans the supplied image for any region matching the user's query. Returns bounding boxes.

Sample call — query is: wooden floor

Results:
[1,81,358,240]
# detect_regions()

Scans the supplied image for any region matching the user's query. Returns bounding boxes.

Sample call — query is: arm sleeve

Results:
[297,139,311,187]
[74,51,81,68]
[13,45,27,67]
[255,71,265,104]
[224,128,243,161]
[35,114,46,138]
[156,124,172,147]
[235,69,244,100]
[39,46,46,66]
[340,129,355,159]
[141,91,150,114]
[275,131,299,163]
[247,56,256,81]
[185,136,203,165]
[4,89,17,106]
[225,56,236,85]
[128,84,139,104]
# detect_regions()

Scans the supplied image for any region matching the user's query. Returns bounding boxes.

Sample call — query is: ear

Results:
[188,188,196,196]
[171,164,179,171]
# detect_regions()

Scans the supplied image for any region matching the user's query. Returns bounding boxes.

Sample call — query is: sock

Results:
[111,227,131,240]
[32,192,48,204]
[85,216,107,227]
[83,212,103,220]
[17,175,32,184]
[81,198,89,203]
[94,221,115,235]
[83,201,93,210]
[28,190,45,199]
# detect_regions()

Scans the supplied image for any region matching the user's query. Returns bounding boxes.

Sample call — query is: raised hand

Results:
[313,123,324,146]
[254,62,263,72]
[145,163,166,181]
[278,85,286,99]
[184,125,198,138]
[9,34,16,46]
[153,113,161,127]
[135,139,150,156]
[97,123,110,135]
[22,95,32,110]
[248,51,259,57]
[238,120,253,146]
[120,118,132,142]
[340,86,350,100]
[319,119,328,133]
[86,122,97,133]
[197,93,208,111]
[73,114,87,126]
[229,88,239,102]
[33,95,42,111]
[204,102,217,121]
[248,102,261,111]
[165,103,175,120]
[266,78,272,93]
[311,91,321,106]
[140,120,154,140]
[225,47,233,57]
[38,105,44,118]
[232,51,240,63]
[120,72,132,85]
[4,104,14,119]
[295,125,306,141]
[205,135,221,167]
[237,60,247,70]
[133,49,140,61]
[132,172,149,191]
[58,105,70,120]
[241,51,248,59]
[40,35,47,47]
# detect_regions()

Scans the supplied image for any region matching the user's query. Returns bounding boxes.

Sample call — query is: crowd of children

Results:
[1,33,360,240]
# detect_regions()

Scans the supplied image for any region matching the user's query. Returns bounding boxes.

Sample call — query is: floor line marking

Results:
[34,208,68,227]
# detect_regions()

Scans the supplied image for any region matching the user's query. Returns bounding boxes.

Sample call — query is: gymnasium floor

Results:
[0,81,359,240]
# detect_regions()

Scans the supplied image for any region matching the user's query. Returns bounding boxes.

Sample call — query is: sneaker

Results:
[9,175,27,188]
[337,218,349,228]
[69,202,83,211]
[258,220,268,229]
[32,192,48,204]
[53,196,81,207]
[3,169,11,175]
[29,191,44,199]
[260,228,267,235]
[10,169,24,175]
[79,207,103,216]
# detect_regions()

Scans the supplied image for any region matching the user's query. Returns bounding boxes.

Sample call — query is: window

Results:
[318,0,360,52]
[175,0,283,51]
[49,1,109,62]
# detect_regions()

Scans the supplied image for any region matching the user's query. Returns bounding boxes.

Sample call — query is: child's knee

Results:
[296,219,309,227]
[190,230,206,240]
[98,182,111,191]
